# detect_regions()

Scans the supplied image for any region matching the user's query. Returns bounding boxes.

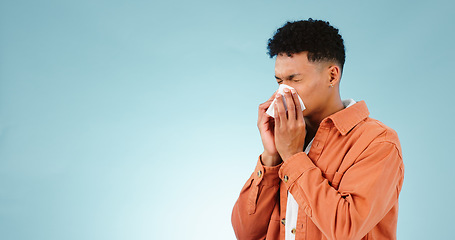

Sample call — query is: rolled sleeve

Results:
[278,152,317,190]
[253,155,282,186]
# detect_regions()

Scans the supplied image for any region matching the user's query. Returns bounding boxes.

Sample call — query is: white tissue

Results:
[266,84,306,118]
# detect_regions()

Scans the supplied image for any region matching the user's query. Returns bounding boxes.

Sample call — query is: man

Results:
[231,19,404,240]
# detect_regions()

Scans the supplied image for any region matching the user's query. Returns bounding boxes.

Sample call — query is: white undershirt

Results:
[284,99,356,239]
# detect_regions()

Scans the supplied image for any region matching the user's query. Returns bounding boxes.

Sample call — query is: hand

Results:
[257,91,282,166]
[273,88,306,161]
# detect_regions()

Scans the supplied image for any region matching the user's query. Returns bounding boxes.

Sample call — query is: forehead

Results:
[274,52,319,76]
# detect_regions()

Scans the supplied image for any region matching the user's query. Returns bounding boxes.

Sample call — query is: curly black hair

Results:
[267,18,345,70]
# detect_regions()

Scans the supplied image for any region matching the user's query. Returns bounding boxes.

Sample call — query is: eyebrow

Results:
[275,73,302,81]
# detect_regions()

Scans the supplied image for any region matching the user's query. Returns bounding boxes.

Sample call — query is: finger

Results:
[258,90,279,120]
[264,90,279,106]
[258,90,279,113]
[275,94,286,123]
[284,88,296,120]
[258,102,270,121]
[269,90,279,101]
[257,111,271,129]
[274,101,280,128]
[291,89,303,121]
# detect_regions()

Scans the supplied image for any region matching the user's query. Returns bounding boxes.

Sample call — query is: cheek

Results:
[295,83,323,110]
[296,81,316,99]
[295,88,312,109]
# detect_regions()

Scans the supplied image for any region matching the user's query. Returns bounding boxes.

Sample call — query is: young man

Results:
[231,19,404,240]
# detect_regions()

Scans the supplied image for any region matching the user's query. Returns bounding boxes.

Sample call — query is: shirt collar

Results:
[324,99,370,136]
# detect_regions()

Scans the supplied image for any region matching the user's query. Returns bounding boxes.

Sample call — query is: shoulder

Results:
[354,117,402,158]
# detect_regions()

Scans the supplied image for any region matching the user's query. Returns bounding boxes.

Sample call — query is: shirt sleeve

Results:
[231,155,282,240]
[278,140,404,240]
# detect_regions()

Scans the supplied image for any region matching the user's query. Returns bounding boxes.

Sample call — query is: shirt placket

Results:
[308,122,332,162]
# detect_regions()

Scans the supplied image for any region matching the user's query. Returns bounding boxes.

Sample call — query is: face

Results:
[274,51,336,117]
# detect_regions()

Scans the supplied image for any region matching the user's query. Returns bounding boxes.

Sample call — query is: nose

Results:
[281,80,295,88]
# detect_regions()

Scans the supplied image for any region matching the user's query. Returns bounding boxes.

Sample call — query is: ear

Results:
[328,65,341,87]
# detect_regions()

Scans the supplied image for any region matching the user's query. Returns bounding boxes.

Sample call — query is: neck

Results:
[304,96,345,136]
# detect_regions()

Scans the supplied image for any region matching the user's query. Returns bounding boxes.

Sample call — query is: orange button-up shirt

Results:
[231,100,404,240]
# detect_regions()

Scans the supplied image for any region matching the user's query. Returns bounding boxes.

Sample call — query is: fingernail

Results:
[291,89,296,94]
[284,88,289,93]
[276,94,280,98]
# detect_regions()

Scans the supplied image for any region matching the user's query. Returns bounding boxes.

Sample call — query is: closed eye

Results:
[277,79,301,84]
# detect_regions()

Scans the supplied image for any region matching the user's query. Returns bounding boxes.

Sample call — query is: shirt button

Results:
[283,175,289,182]
[257,170,262,178]
[281,218,286,226]
[291,228,296,234]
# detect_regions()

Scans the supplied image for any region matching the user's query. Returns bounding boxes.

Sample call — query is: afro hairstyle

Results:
[267,18,346,70]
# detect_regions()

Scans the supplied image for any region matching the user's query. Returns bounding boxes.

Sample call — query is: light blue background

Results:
[1,0,454,239]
